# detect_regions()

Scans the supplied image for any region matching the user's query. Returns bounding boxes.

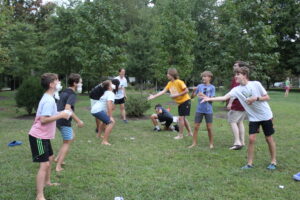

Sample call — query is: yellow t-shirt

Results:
[165,79,190,105]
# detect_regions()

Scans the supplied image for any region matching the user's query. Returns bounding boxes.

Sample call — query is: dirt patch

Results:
[0,96,10,101]
[14,114,36,120]
[214,113,227,119]
[0,107,6,111]
[163,101,177,106]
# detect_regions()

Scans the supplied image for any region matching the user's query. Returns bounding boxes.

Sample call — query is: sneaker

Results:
[153,127,161,132]
[174,125,179,132]
[174,135,183,140]
[241,164,254,170]
[229,145,243,150]
[293,172,300,181]
[7,140,22,147]
[267,163,277,170]
[123,120,128,123]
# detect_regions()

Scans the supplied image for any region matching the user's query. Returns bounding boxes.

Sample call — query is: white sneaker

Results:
[174,135,183,140]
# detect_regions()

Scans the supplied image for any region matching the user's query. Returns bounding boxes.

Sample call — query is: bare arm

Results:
[202,93,231,103]
[170,88,188,98]
[107,100,113,117]
[148,88,168,100]
[65,104,84,127]
[227,97,236,110]
[40,112,69,124]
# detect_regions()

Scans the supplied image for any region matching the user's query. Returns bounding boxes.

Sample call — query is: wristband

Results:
[256,97,259,101]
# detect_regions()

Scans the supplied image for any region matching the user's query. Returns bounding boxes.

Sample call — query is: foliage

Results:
[15,77,43,114]
[126,94,151,117]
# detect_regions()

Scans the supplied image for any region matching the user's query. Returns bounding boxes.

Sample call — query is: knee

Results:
[249,137,256,144]
[151,114,157,119]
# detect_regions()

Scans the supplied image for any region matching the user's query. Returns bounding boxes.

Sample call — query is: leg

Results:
[183,117,193,136]
[120,103,127,121]
[97,122,106,138]
[56,139,73,172]
[206,123,214,149]
[247,134,257,165]
[265,135,276,164]
[237,121,245,146]
[151,114,159,126]
[230,122,242,146]
[102,118,115,145]
[188,123,200,148]
[175,116,185,139]
[36,161,50,200]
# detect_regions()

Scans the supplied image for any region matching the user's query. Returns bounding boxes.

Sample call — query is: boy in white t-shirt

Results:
[91,80,116,145]
[28,73,70,200]
[202,67,277,170]
[114,68,128,123]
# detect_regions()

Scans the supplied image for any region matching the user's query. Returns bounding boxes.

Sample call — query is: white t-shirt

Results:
[91,91,115,114]
[115,76,128,99]
[228,81,273,122]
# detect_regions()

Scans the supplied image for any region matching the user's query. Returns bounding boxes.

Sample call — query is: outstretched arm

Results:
[148,88,168,100]
[202,93,231,103]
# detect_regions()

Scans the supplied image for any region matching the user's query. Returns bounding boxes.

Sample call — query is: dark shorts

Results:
[92,111,112,125]
[115,97,125,105]
[178,100,191,116]
[29,135,53,162]
[195,113,213,124]
[158,115,173,128]
[249,119,275,136]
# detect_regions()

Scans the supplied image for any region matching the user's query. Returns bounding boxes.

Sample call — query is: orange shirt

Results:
[165,79,190,105]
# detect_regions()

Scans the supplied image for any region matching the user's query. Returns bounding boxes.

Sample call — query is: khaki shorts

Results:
[227,110,246,123]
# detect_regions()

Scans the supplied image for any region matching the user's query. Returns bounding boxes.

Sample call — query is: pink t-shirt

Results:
[29,93,58,139]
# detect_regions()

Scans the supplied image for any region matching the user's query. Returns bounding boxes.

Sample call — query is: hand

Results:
[60,111,71,120]
[170,94,177,98]
[76,120,84,128]
[227,103,232,110]
[200,96,210,103]
[148,94,155,100]
[246,97,256,105]
[197,92,206,98]
[110,117,115,123]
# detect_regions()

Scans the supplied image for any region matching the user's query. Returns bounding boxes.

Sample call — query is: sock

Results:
[170,125,175,130]
[155,125,160,130]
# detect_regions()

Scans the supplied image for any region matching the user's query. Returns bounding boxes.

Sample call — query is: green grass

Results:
[0,90,300,200]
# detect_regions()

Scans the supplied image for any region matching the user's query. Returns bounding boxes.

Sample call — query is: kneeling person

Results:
[151,104,179,132]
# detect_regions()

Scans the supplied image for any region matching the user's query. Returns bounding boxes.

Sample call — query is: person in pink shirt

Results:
[28,73,70,200]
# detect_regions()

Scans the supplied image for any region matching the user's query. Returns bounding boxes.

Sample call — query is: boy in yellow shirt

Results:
[148,68,192,139]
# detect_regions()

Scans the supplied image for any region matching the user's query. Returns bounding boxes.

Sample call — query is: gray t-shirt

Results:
[228,81,273,122]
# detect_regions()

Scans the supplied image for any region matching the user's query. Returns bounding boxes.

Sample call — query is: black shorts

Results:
[29,135,53,162]
[158,115,173,128]
[249,119,275,136]
[115,97,125,105]
[178,100,191,116]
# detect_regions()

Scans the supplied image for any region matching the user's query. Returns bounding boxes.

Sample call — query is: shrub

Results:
[15,77,44,114]
[126,94,151,117]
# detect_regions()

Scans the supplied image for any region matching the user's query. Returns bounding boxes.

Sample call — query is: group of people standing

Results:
[27,61,278,200]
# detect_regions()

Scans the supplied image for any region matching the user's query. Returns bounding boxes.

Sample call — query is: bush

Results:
[126,94,151,117]
[15,77,44,114]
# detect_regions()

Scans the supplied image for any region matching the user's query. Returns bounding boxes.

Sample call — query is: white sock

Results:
[155,125,160,130]
[170,125,175,130]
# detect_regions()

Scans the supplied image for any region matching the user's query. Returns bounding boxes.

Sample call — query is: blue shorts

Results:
[92,111,111,125]
[58,126,73,141]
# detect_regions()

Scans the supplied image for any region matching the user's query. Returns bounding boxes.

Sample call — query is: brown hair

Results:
[41,73,58,90]
[68,73,81,86]
[234,67,249,79]
[201,71,213,78]
[102,80,112,91]
[167,68,179,79]
[118,68,125,73]
[235,61,249,68]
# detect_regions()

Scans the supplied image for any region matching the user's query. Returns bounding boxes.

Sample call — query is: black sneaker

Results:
[174,125,179,132]
[153,127,161,132]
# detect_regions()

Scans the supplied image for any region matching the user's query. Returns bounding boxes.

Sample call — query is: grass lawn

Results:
[0,90,300,200]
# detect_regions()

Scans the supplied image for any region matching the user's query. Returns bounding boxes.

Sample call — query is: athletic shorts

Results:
[227,110,246,123]
[29,135,53,162]
[114,97,125,104]
[158,115,173,128]
[249,119,275,136]
[195,112,213,124]
[92,111,111,125]
[90,99,98,108]
[178,100,191,116]
[58,126,73,141]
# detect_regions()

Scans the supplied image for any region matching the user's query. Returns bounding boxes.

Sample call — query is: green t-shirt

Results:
[285,80,290,87]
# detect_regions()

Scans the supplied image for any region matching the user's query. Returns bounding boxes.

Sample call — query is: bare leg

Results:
[184,117,193,136]
[56,139,73,172]
[174,116,185,139]
[237,121,245,146]
[188,123,200,148]
[247,134,257,165]
[151,114,159,126]
[102,118,115,145]
[265,135,276,164]
[120,103,126,121]
[36,161,50,200]
[230,123,242,146]
[206,123,214,149]
[97,122,106,138]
